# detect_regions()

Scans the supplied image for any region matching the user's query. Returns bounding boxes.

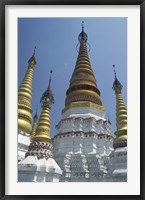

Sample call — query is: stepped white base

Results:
[54,152,111,182]
[105,147,127,182]
[18,156,62,182]
[53,110,114,182]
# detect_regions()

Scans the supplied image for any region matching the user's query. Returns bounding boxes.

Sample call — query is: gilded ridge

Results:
[18,49,36,133]
[62,101,105,114]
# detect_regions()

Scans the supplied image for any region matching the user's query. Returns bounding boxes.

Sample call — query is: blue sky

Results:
[18,18,127,137]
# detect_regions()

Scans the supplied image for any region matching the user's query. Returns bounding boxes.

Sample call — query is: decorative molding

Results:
[26,141,53,159]
[62,101,105,114]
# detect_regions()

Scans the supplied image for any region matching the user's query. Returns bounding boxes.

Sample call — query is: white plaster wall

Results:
[53,116,114,182]
[18,132,30,161]
[56,116,112,135]
[18,156,62,182]
[105,147,127,182]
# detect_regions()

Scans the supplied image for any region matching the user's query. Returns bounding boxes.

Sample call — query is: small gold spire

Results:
[18,48,36,133]
[112,65,127,148]
[65,23,104,110]
[33,70,54,143]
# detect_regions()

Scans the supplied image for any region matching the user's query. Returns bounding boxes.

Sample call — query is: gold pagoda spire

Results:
[18,47,36,134]
[33,70,54,143]
[64,22,103,110]
[30,111,38,142]
[112,65,127,148]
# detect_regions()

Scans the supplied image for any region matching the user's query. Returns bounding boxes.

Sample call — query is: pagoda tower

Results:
[112,65,127,149]
[53,22,114,182]
[18,71,62,182]
[18,48,36,161]
[106,65,127,182]
[18,47,36,134]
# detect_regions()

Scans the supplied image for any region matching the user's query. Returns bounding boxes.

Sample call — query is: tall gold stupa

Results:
[112,65,127,148]
[18,48,36,134]
[62,22,105,114]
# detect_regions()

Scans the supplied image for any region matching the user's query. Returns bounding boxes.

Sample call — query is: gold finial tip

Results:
[112,64,123,91]
[28,47,36,63]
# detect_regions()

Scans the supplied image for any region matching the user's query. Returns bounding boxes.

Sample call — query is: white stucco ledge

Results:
[18,156,62,182]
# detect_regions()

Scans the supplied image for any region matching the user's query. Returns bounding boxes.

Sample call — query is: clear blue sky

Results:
[18,18,127,137]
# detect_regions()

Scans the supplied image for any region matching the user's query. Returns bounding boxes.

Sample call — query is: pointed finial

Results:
[48,70,53,89]
[113,64,117,79]
[82,21,84,32]
[40,70,54,105]
[112,64,123,91]
[78,21,88,42]
[28,47,36,64]
[33,46,36,56]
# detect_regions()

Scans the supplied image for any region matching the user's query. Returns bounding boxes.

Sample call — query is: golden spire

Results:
[112,65,127,148]
[65,22,103,109]
[30,111,38,142]
[18,47,36,134]
[33,70,54,143]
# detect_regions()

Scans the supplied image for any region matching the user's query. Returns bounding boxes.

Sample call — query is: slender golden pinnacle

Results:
[112,65,127,148]
[65,23,103,108]
[33,71,54,143]
[30,112,38,142]
[18,48,36,134]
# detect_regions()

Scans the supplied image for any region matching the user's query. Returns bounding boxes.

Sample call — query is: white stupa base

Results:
[53,109,114,182]
[18,156,62,182]
[18,131,30,161]
[105,147,127,182]
[53,151,112,182]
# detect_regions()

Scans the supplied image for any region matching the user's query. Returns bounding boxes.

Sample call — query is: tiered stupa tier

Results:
[18,71,62,182]
[53,22,114,182]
